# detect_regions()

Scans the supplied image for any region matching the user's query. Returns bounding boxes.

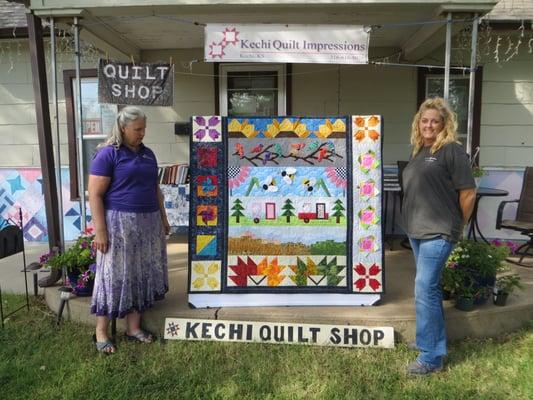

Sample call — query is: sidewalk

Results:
[2,238,532,342]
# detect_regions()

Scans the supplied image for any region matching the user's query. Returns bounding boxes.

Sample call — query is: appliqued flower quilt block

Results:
[190,261,221,291]
[192,116,222,142]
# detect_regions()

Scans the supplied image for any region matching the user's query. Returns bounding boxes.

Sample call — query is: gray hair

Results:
[98,106,147,149]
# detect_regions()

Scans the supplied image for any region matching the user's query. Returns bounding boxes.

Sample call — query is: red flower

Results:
[353,262,382,292]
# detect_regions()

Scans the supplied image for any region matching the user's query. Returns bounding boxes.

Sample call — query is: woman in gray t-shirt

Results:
[402,97,476,375]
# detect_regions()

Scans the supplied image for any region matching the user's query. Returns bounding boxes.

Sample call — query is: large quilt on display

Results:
[188,115,384,308]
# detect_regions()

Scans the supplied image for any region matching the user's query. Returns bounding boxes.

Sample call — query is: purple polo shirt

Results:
[90,144,159,213]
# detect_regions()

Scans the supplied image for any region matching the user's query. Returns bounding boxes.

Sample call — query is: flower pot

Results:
[67,270,94,297]
[455,296,474,311]
[471,273,495,305]
[442,289,453,301]
[493,292,509,306]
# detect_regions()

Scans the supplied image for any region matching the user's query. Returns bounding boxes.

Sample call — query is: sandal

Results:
[124,330,154,343]
[92,334,116,355]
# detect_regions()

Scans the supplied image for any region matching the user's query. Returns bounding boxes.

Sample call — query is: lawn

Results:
[0,294,531,400]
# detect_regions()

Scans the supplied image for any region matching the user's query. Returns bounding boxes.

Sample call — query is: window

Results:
[64,69,118,200]
[218,64,287,116]
[418,68,482,156]
[425,75,469,141]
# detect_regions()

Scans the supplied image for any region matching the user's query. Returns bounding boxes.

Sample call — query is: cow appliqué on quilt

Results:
[189,116,384,307]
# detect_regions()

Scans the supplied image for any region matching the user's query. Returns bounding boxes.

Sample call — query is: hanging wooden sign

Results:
[98,59,174,106]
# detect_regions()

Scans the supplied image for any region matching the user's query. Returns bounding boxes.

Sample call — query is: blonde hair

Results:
[98,106,146,149]
[410,97,459,157]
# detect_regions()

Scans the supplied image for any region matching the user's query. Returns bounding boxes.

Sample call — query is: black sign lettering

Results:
[201,323,212,339]
[259,325,271,341]
[186,322,199,339]
[330,328,341,344]
[309,327,320,343]
[229,324,244,340]
[344,328,358,345]
[359,329,372,346]
[214,323,225,339]
[297,326,308,343]
[374,330,385,345]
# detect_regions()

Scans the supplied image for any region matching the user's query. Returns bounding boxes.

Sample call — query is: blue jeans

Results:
[409,237,454,367]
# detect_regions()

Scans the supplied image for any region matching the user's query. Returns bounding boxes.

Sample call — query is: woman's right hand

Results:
[94,228,109,254]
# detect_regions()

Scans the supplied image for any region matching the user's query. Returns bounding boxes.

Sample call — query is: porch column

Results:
[26,12,62,286]
[466,14,479,156]
[443,12,452,101]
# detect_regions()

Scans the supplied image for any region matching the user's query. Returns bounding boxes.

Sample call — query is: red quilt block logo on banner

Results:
[197,175,218,197]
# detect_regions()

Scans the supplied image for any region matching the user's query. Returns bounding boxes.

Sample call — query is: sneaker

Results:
[407,342,418,350]
[406,360,443,376]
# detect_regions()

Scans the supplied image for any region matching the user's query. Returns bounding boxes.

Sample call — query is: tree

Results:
[332,199,345,223]
[281,198,296,223]
[231,198,245,223]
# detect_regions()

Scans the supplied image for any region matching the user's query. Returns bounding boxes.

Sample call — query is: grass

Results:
[0,294,532,400]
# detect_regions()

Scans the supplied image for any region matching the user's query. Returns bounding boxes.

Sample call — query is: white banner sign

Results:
[164,318,394,348]
[205,24,369,64]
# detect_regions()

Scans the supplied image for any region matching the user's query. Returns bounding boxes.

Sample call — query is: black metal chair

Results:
[496,167,533,267]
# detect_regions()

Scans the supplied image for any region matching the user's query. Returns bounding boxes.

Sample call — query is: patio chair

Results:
[496,166,533,267]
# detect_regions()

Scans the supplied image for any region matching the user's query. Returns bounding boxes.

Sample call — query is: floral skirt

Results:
[90,210,168,319]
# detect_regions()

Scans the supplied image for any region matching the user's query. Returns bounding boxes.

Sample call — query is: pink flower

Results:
[325,167,347,189]
[361,210,374,224]
[361,154,375,168]
[360,181,375,197]
[359,236,376,253]
[228,166,251,189]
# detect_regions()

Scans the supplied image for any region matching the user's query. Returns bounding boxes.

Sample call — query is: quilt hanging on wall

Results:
[188,115,383,308]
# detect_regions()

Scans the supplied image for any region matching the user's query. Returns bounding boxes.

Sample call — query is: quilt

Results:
[188,115,383,307]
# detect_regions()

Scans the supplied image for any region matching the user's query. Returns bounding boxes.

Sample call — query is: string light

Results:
[494,35,502,63]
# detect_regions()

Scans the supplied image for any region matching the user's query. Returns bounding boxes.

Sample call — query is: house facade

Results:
[0,0,532,241]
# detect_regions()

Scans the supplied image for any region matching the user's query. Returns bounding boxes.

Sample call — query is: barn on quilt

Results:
[188,115,384,308]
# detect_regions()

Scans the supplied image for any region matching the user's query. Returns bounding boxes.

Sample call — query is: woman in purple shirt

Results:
[88,106,170,354]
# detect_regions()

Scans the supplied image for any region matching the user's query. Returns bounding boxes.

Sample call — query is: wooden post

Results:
[27,12,62,286]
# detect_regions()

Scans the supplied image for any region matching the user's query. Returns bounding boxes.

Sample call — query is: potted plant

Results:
[446,239,510,306]
[472,166,485,187]
[453,275,476,311]
[493,273,523,306]
[40,229,96,296]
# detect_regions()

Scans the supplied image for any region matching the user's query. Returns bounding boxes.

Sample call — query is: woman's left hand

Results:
[162,219,171,236]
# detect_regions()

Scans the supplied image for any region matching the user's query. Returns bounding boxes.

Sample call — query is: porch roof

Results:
[28,0,499,61]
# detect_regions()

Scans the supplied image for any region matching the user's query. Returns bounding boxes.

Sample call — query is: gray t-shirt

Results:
[401,142,475,242]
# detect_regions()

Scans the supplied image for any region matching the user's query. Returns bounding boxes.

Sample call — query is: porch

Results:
[2,237,531,343]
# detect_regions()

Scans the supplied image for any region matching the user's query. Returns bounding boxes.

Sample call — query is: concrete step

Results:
[42,241,533,343]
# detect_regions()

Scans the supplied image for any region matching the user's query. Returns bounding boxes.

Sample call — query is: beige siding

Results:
[292,64,417,163]
[480,57,533,167]
[141,48,213,164]
[3,40,531,170]
[0,41,97,167]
